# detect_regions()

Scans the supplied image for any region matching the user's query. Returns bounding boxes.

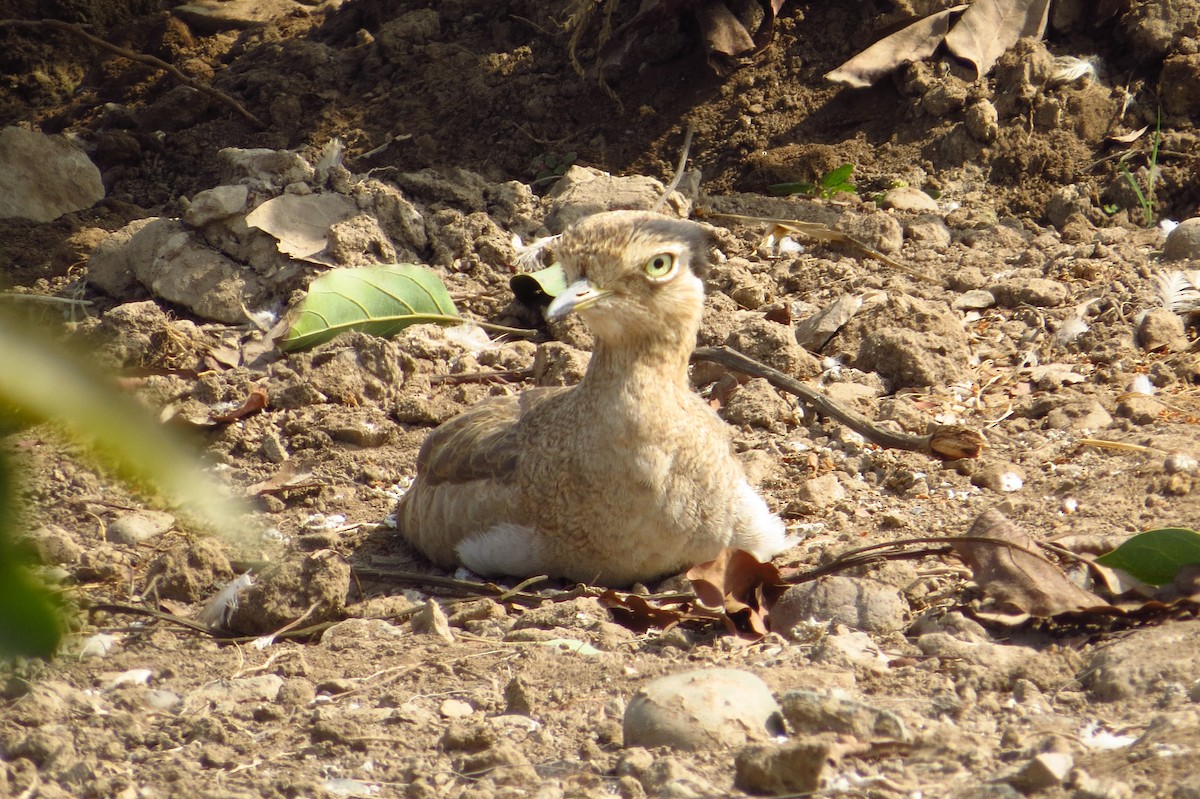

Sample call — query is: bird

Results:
[395,210,791,586]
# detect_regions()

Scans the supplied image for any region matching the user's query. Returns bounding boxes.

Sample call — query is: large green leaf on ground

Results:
[282,264,460,352]
[1095,528,1200,586]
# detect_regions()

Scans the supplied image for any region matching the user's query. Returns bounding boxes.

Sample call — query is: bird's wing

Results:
[415,387,562,485]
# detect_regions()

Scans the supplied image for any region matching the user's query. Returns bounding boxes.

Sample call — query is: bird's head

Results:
[544,211,715,348]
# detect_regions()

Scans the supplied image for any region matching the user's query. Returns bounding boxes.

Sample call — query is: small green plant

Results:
[769,163,857,200]
[1117,111,1162,226]
[531,151,577,185]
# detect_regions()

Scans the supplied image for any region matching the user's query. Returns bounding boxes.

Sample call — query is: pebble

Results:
[837,211,904,254]
[1163,217,1200,260]
[794,473,846,509]
[810,627,889,672]
[952,289,996,310]
[1008,752,1073,793]
[779,689,908,741]
[881,186,939,212]
[1116,394,1166,425]
[183,184,249,227]
[970,462,1026,492]
[440,699,475,719]
[991,277,1068,307]
[771,576,907,635]
[105,510,175,545]
[622,669,784,750]
[1137,307,1189,352]
[734,740,830,795]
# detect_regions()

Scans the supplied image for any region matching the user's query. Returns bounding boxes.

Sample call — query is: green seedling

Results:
[532,151,577,185]
[1117,111,1162,227]
[769,163,857,200]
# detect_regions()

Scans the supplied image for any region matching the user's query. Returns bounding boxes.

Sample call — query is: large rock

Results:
[0,127,104,222]
[623,669,784,750]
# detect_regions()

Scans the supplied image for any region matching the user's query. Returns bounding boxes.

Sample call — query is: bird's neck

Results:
[579,336,695,401]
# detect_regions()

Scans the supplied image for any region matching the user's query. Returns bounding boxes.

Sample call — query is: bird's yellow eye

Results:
[643,253,676,280]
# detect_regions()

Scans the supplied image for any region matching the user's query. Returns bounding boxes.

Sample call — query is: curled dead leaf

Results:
[687,548,789,640]
[953,509,1110,622]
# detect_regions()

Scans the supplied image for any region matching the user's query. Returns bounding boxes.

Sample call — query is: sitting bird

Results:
[395,210,791,586]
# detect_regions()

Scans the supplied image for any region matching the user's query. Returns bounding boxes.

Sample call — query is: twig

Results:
[696,208,939,284]
[652,124,694,213]
[0,19,267,129]
[691,346,986,460]
[429,368,534,386]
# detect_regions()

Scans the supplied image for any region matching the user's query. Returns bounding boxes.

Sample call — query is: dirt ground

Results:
[3,0,1200,797]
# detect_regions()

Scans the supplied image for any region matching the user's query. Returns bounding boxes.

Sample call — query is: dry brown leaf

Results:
[825,5,967,88]
[687,548,789,640]
[245,460,317,496]
[211,386,269,424]
[1107,125,1149,144]
[953,508,1109,621]
[944,0,1050,79]
[600,590,690,632]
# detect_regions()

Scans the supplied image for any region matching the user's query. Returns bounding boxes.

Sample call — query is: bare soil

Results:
[3,1,1200,797]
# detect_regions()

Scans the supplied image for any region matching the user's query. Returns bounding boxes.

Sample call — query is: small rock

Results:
[991,278,1068,308]
[971,462,1026,493]
[734,740,830,795]
[188,674,283,706]
[544,165,688,232]
[1165,451,1199,474]
[1043,398,1113,432]
[144,536,234,602]
[623,669,784,750]
[440,698,475,719]
[184,185,249,227]
[903,217,952,247]
[722,378,796,432]
[881,187,938,213]
[952,289,996,310]
[1008,752,1073,793]
[795,473,846,509]
[320,618,406,650]
[412,599,456,643]
[1116,394,1166,425]
[28,525,84,565]
[779,689,908,741]
[504,675,536,716]
[105,510,175,545]
[965,99,1000,142]
[727,317,822,377]
[1137,308,1189,352]
[454,740,538,784]
[0,127,104,222]
[1163,217,1200,260]
[837,211,904,255]
[772,576,907,634]
[225,551,350,636]
[218,146,315,188]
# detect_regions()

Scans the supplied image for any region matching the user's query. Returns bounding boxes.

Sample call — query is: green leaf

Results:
[1095,528,1200,586]
[820,163,855,188]
[767,181,816,197]
[510,263,568,306]
[283,264,460,352]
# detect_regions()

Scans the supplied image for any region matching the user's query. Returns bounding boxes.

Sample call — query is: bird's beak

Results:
[545,277,610,320]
